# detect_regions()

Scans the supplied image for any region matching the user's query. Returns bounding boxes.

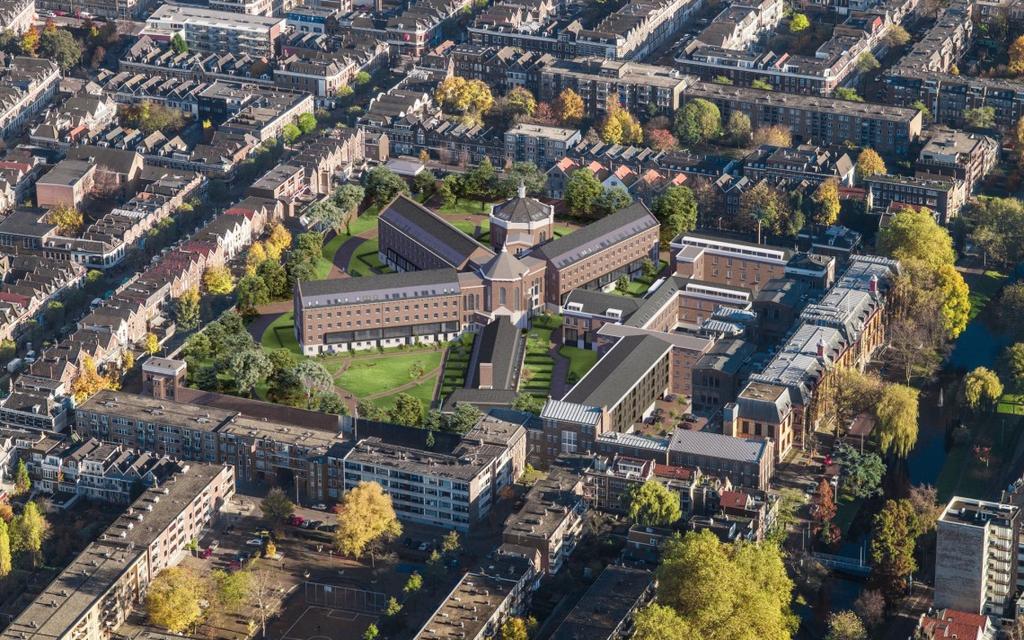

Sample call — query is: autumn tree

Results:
[725,111,751,145]
[334,482,402,564]
[963,366,1003,412]
[877,383,919,458]
[646,128,679,151]
[856,52,880,72]
[46,204,83,235]
[146,567,207,633]
[12,501,46,567]
[655,530,797,640]
[855,148,886,180]
[212,568,252,610]
[500,616,530,640]
[14,459,30,495]
[825,611,867,640]
[964,106,995,129]
[435,76,494,125]
[1004,343,1024,388]
[0,519,11,579]
[811,178,841,226]
[565,170,604,216]
[885,25,911,47]
[871,499,922,600]
[1011,35,1024,75]
[628,480,682,526]
[554,88,584,125]
[739,181,787,244]
[815,478,838,543]
[204,266,235,295]
[752,125,792,147]
[145,332,160,355]
[20,25,38,56]
[674,99,721,145]
[266,222,292,260]
[175,288,201,331]
[633,603,699,640]
[506,86,537,117]
[854,589,885,630]
[790,13,810,32]
[260,487,295,523]
[70,355,117,403]
[600,98,643,145]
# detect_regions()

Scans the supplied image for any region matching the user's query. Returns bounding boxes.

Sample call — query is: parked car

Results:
[308,520,323,530]
[311,503,327,511]
[200,548,213,559]
[288,515,305,527]
[245,538,264,546]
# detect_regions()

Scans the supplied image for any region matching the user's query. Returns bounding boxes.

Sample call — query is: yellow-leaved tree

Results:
[146,567,207,633]
[334,481,402,566]
[203,266,235,295]
[46,204,83,235]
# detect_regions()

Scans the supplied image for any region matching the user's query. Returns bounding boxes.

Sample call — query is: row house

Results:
[0,256,85,344]
[0,57,61,142]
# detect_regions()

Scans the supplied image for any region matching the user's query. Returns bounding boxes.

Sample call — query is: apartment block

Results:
[342,415,526,531]
[915,127,998,194]
[539,58,688,119]
[144,4,286,58]
[502,467,585,574]
[683,81,923,155]
[864,173,968,224]
[0,462,235,640]
[670,233,792,294]
[936,497,1020,618]
[504,123,582,167]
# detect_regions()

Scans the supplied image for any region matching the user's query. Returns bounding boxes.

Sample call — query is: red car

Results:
[200,548,213,559]
[288,515,305,527]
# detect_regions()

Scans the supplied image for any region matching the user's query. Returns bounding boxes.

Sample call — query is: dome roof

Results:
[480,246,529,281]
[491,183,553,224]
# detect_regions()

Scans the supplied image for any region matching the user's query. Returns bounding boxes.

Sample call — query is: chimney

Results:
[868,273,878,293]
[817,337,827,358]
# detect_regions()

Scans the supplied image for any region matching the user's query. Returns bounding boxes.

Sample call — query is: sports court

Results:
[271,582,386,640]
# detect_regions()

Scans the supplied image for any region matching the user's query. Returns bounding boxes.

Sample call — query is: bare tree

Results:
[250,569,281,638]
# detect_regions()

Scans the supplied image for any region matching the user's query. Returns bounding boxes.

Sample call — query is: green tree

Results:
[963,366,1003,412]
[633,603,699,640]
[306,199,346,233]
[496,162,547,197]
[227,348,272,397]
[628,480,682,526]
[175,288,201,331]
[364,166,409,206]
[739,181,785,244]
[11,501,46,566]
[170,33,188,53]
[465,157,497,199]
[14,459,30,496]
[1004,343,1024,389]
[877,383,919,458]
[595,186,632,216]
[388,393,424,426]
[334,482,402,563]
[292,360,334,409]
[825,611,867,640]
[297,112,317,135]
[212,569,252,610]
[655,530,797,640]
[871,499,921,600]
[964,106,996,129]
[282,123,301,144]
[674,99,722,145]
[39,28,80,71]
[403,571,423,593]
[654,185,697,245]
[885,25,911,46]
[260,487,295,522]
[257,259,289,298]
[750,78,773,91]
[836,445,884,499]
[332,183,365,216]
[911,99,932,122]
[856,52,880,72]
[438,174,460,206]
[789,13,810,32]
[386,596,402,616]
[441,530,460,554]
[565,170,604,216]
[146,567,206,633]
[363,623,379,640]
[0,338,14,361]
[878,206,954,270]
[834,87,864,102]
[413,170,436,196]
[236,274,271,318]
[512,392,543,414]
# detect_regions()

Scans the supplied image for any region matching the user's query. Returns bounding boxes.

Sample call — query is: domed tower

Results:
[478,245,546,328]
[488,182,555,255]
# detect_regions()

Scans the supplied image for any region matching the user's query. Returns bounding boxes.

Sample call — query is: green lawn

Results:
[998,393,1024,415]
[335,352,443,397]
[321,210,382,263]
[260,312,302,356]
[451,219,490,242]
[437,197,495,215]
[440,335,475,397]
[521,319,558,397]
[371,378,436,410]
[347,238,391,277]
[559,346,598,385]
[311,256,334,279]
[832,491,863,538]
[964,269,1007,321]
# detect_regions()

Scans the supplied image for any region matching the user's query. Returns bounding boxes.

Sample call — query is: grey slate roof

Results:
[379,194,494,269]
[667,427,768,464]
[530,202,657,270]
[563,334,671,408]
[297,268,460,305]
[490,195,552,223]
[563,288,643,320]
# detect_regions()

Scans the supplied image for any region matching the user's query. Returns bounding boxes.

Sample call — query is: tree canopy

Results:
[674,99,721,146]
[628,480,682,526]
[855,149,886,180]
[655,530,797,640]
[565,170,604,216]
[963,366,1003,411]
[146,567,207,633]
[334,482,402,560]
[876,383,919,458]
